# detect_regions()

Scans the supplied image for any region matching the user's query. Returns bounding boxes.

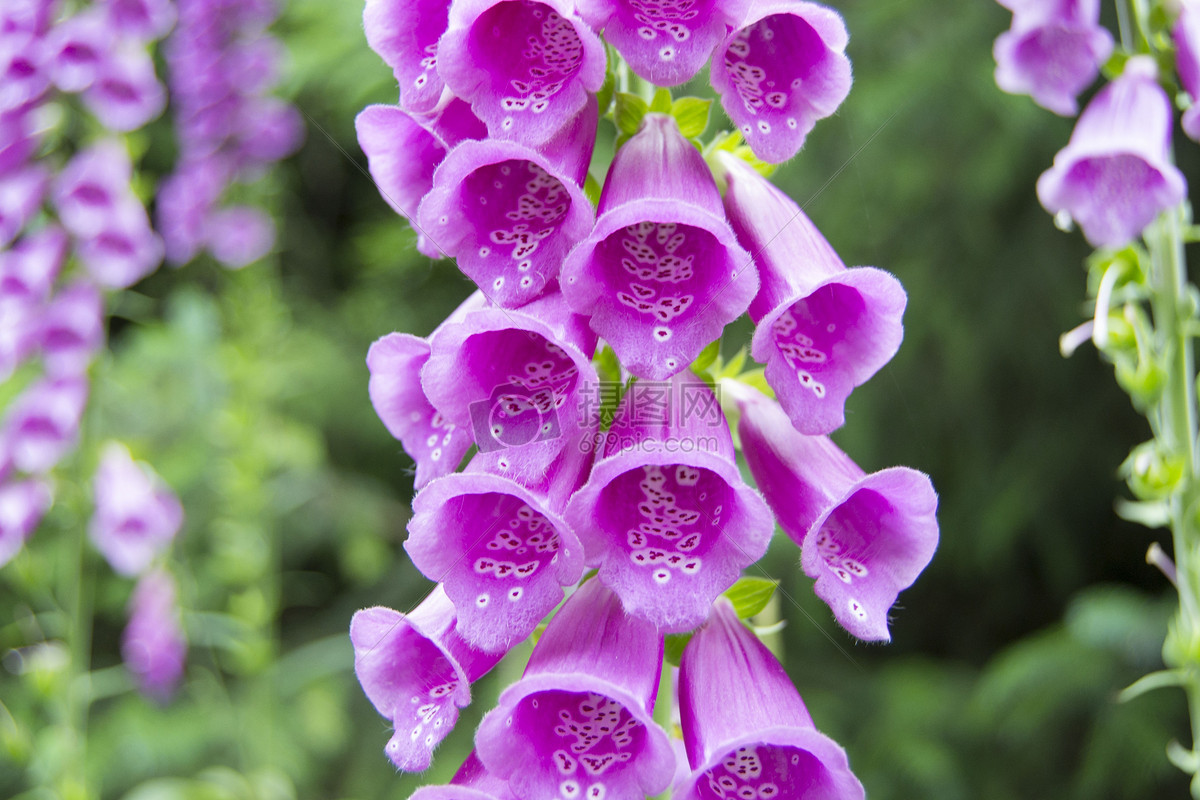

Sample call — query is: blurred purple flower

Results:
[54,139,137,238]
[0,164,47,247]
[89,441,183,576]
[351,587,506,771]
[1037,56,1186,248]
[45,11,112,93]
[121,568,187,701]
[39,282,105,376]
[82,47,166,131]
[0,478,52,567]
[0,29,50,114]
[100,0,178,43]
[1,376,88,475]
[676,598,865,800]
[475,578,676,800]
[204,205,274,268]
[993,0,1112,116]
[0,225,66,303]
[76,205,163,289]
[1175,3,1200,142]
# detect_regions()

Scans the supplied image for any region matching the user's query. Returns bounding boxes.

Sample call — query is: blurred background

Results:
[2,0,1194,798]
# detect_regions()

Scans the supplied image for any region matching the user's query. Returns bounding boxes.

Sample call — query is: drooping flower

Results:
[1174,2,1200,142]
[719,150,905,435]
[367,292,486,490]
[363,0,452,114]
[356,99,486,259]
[417,98,597,308]
[39,282,105,376]
[0,225,65,302]
[53,139,137,238]
[993,0,1113,117]
[709,0,851,163]
[45,10,112,93]
[0,479,52,567]
[564,373,774,632]
[436,0,606,146]
[203,205,275,268]
[729,382,938,641]
[1037,56,1186,249]
[675,598,865,800]
[578,0,746,87]
[351,586,507,771]
[89,441,184,577]
[81,47,167,132]
[0,164,47,247]
[75,204,164,289]
[405,444,591,652]
[561,113,756,380]
[411,751,518,800]
[421,290,599,479]
[1,376,88,475]
[121,568,187,702]
[100,0,178,43]
[0,28,50,115]
[475,578,676,800]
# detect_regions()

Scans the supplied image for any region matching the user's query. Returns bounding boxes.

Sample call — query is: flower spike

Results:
[709,0,851,163]
[676,598,865,800]
[729,382,938,641]
[351,586,506,771]
[475,578,676,800]
[561,113,756,380]
[437,0,606,146]
[565,372,774,632]
[719,150,905,435]
[1037,56,1186,249]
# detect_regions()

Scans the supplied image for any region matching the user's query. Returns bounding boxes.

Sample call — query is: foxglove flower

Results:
[0,164,47,247]
[204,205,274,268]
[417,98,597,308]
[54,139,136,238]
[709,1,851,163]
[0,225,66,303]
[564,373,774,632]
[561,113,756,380]
[1,377,88,475]
[421,291,599,478]
[475,578,676,800]
[578,0,746,87]
[730,382,938,641]
[364,0,451,114]
[76,205,163,289]
[719,151,905,435]
[89,442,184,577]
[1175,2,1200,142]
[412,752,517,800]
[676,598,865,800]
[356,99,486,259]
[1037,57,1186,248]
[352,587,507,771]
[101,0,177,43]
[437,0,606,146]
[405,444,590,652]
[993,0,1113,117]
[0,29,49,114]
[45,11,111,92]
[82,47,166,132]
[0,479,52,567]
[0,111,37,176]
[121,568,187,702]
[39,282,105,376]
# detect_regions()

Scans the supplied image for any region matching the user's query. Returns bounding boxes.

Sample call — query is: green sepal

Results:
[723,576,778,619]
[584,172,603,208]
[691,339,721,374]
[614,92,648,138]
[597,48,617,118]
[1117,669,1187,703]
[663,633,691,668]
[1120,441,1185,501]
[671,96,712,140]
[650,87,672,113]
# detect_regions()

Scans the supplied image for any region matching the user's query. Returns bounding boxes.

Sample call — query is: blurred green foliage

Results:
[3,0,1198,798]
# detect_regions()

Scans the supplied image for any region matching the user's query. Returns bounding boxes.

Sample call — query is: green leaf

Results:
[663,633,692,668]
[715,346,748,379]
[614,92,648,137]
[671,96,711,139]
[650,87,672,113]
[690,339,721,374]
[722,576,778,619]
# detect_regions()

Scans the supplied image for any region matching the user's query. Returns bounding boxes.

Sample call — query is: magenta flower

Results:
[367,292,481,489]
[437,0,606,146]
[0,164,47,247]
[561,113,756,380]
[719,151,905,435]
[39,282,105,376]
[730,382,938,641]
[76,205,163,289]
[0,225,65,303]
[100,0,178,43]
[1037,57,1186,248]
[204,205,274,268]
[121,568,187,702]
[2,377,88,474]
[709,0,851,163]
[0,29,49,114]
[356,99,486,259]
[82,47,166,132]
[364,0,451,114]
[156,159,226,264]
[352,588,506,771]
[422,291,599,478]
[405,446,590,652]
[676,598,865,800]
[418,99,596,309]
[411,751,518,800]
[0,479,52,567]
[993,0,1113,117]
[1175,3,1200,143]
[54,139,137,238]
[564,373,774,632]
[475,578,676,800]
[45,11,111,92]
[89,442,184,577]
[0,110,37,176]
[578,0,746,87]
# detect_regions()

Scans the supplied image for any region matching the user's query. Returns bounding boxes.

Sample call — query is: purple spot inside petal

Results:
[471,1,583,115]
[699,745,838,800]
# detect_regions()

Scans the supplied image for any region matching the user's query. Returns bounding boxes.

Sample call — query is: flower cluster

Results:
[0,0,188,700]
[355,0,939,794]
[157,0,303,268]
